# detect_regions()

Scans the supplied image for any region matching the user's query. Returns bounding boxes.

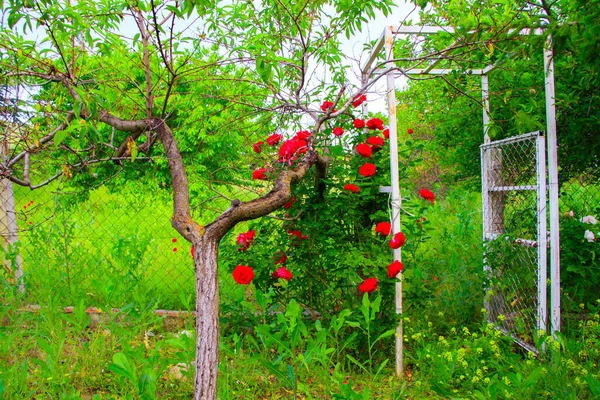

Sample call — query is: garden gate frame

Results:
[361,25,560,375]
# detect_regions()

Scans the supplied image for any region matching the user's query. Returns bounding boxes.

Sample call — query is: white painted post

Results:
[384,26,403,376]
[536,132,548,335]
[544,36,560,337]
[0,142,24,293]
[482,74,491,144]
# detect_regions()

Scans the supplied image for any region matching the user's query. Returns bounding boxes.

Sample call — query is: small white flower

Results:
[568,210,575,217]
[584,230,595,243]
[580,215,598,225]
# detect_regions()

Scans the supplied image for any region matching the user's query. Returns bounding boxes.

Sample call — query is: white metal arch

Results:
[361,25,560,375]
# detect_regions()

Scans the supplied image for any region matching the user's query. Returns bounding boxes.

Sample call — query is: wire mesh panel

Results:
[481,131,546,351]
[557,162,600,328]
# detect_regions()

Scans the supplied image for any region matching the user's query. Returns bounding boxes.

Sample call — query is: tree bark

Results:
[192,236,220,400]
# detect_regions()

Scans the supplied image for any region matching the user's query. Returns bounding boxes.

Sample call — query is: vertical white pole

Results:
[544,36,560,337]
[481,74,491,241]
[536,132,548,335]
[385,26,403,376]
[481,74,492,320]
[482,74,491,144]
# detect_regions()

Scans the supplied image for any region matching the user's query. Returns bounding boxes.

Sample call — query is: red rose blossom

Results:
[352,94,367,108]
[332,127,344,136]
[383,129,389,139]
[387,260,404,278]
[353,119,366,129]
[359,277,378,293]
[389,232,406,249]
[407,128,414,134]
[272,266,293,281]
[356,143,372,158]
[191,246,195,258]
[367,136,384,149]
[418,189,435,204]
[288,230,308,240]
[252,141,264,154]
[294,130,311,140]
[252,168,268,180]
[233,265,254,285]
[343,183,360,193]
[321,101,335,113]
[358,163,376,177]
[172,238,177,243]
[366,118,384,130]
[284,198,296,209]
[266,133,283,146]
[236,229,256,251]
[279,139,307,164]
[172,247,177,252]
[274,252,288,264]
[375,222,392,236]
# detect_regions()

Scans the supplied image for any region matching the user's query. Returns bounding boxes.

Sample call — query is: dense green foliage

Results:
[1,0,599,398]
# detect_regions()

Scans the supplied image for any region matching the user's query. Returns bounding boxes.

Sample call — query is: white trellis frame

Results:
[361,25,561,375]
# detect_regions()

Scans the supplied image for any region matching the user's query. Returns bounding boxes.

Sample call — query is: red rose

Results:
[356,143,372,158]
[288,230,308,240]
[236,229,256,251]
[284,198,296,209]
[418,189,435,204]
[367,136,384,149]
[353,119,365,129]
[358,163,376,177]
[321,101,335,113]
[294,130,310,140]
[252,168,268,180]
[383,129,389,139]
[332,127,344,136]
[172,247,177,252]
[274,252,288,264]
[359,277,378,293]
[389,232,406,249]
[366,118,384,130]
[172,238,177,243]
[252,141,264,154]
[279,139,307,164]
[343,183,360,193]
[272,266,293,281]
[375,222,391,236]
[387,260,404,278]
[233,265,254,285]
[191,246,195,258]
[352,94,367,108]
[266,133,283,146]
[407,128,414,134]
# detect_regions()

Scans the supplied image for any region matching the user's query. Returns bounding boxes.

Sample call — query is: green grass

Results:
[2,187,599,399]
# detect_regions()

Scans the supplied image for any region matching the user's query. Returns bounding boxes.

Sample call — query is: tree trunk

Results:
[193,236,220,400]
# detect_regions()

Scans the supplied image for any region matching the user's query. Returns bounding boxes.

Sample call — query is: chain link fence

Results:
[481,132,547,351]
[0,171,247,311]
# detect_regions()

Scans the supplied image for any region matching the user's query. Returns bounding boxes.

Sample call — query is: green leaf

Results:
[109,352,137,384]
[130,145,138,163]
[372,329,395,347]
[256,57,272,83]
[346,354,370,374]
[54,129,68,147]
[521,367,542,389]
[360,293,370,323]
[587,374,600,396]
